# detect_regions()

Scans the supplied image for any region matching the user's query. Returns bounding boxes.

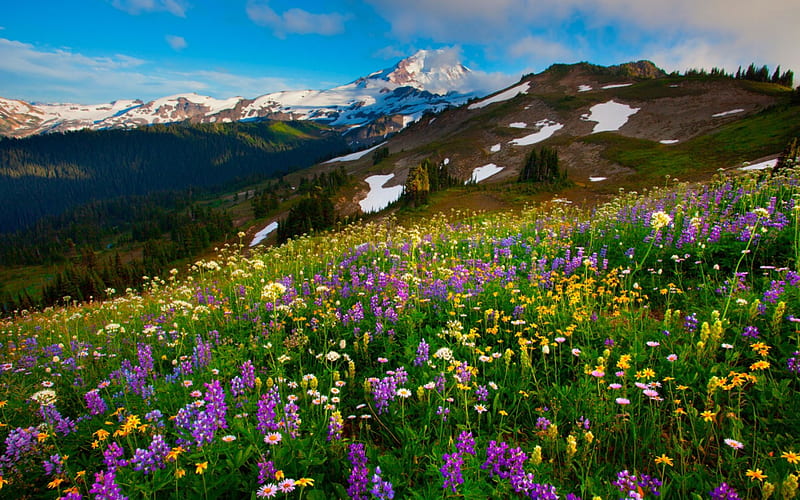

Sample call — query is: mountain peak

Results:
[374,49,472,95]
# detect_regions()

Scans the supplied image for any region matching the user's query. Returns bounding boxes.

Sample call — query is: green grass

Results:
[585,104,800,182]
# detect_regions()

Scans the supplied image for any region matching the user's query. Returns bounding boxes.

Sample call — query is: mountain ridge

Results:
[0,49,486,143]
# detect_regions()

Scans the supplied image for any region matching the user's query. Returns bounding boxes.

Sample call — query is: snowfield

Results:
[467,163,504,184]
[713,109,744,118]
[739,158,778,171]
[359,174,404,213]
[468,82,530,110]
[490,143,501,153]
[660,139,679,144]
[324,142,387,163]
[249,221,279,247]
[509,122,527,128]
[577,85,592,92]
[509,120,563,146]
[581,100,640,133]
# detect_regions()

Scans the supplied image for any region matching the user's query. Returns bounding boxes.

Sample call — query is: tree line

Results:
[683,63,794,88]
[0,120,348,233]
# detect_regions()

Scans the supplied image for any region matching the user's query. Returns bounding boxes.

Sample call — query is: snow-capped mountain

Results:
[0,49,481,141]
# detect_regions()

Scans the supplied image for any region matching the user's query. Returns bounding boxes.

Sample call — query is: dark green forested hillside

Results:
[0,120,349,233]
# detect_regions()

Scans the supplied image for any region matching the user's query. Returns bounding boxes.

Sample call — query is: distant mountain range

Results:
[0,49,486,144]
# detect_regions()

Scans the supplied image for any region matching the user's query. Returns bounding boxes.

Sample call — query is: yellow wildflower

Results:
[746,469,767,482]
[700,410,716,422]
[749,360,770,371]
[654,454,674,466]
[175,468,186,478]
[296,477,315,487]
[37,432,49,443]
[47,477,65,489]
[0,476,9,489]
[782,451,799,464]
[195,462,208,475]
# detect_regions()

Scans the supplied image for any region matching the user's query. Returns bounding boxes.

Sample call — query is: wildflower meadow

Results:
[1,169,800,499]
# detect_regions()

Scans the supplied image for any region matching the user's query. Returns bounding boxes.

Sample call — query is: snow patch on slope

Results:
[324,142,387,163]
[509,120,563,146]
[581,100,640,133]
[360,174,403,213]
[468,82,530,110]
[467,164,504,184]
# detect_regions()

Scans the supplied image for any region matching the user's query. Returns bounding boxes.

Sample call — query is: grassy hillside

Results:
[0,166,798,499]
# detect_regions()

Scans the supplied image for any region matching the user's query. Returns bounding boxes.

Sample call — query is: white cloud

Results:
[246,0,350,37]
[111,0,190,17]
[165,35,187,51]
[508,36,574,62]
[365,0,800,82]
[0,38,292,103]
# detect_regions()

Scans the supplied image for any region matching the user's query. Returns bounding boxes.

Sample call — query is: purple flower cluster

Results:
[788,351,800,375]
[256,386,281,434]
[0,427,40,475]
[612,470,662,499]
[130,434,169,474]
[372,367,408,415]
[370,466,395,499]
[709,482,741,499]
[742,325,760,338]
[348,443,370,500]
[413,338,429,367]
[84,389,108,416]
[441,452,465,493]
[42,453,66,476]
[441,431,477,493]
[90,469,128,500]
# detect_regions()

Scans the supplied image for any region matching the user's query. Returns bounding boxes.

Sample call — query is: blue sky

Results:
[1,0,797,103]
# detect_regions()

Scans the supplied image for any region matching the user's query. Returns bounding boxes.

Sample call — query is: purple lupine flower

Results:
[441,452,464,493]
[137,343,154,374]
[90,469,128,500]
[84,389,108,416]
[39,404,77,436]
[475,385,489,402]
[710,482,741,499]
[256,386,281,434]
[283,400,300,438]
[370,467,394,500]
[231,376,246,398]
[131,434,169,474]
[638,474,662,496]
[413,339,430,367]
[535,417,551,431]
[103,442,127,470]
[327,412,343,441]
[788,351,800,375]
[0,426,39,474]
[612,470,637,496]
[347,443,370,500]
[763,280,785,303]
[203,379,228,430]
[145,410,165,427]
[456,431,476,456]
[43,453,65,476]
[742,325,760,338]
[454,361,472,385]
[258,461,276,484]
[62,492,83,500]
[436,406,450,421]
[241,360,256,389]
[435,373,446,393]
[684,313,698,333]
